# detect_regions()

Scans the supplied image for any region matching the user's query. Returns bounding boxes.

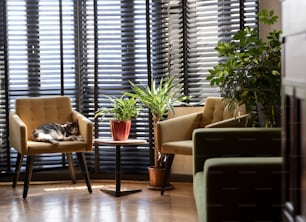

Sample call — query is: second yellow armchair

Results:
[157,97,248,194]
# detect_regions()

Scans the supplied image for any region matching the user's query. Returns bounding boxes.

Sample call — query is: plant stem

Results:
[153,115,160,168]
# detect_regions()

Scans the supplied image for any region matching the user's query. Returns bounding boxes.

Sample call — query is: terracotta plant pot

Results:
[147,166,173,190]
[110,120,131,141]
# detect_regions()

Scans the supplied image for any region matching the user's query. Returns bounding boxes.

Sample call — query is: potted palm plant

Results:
[95,95,142,141]
[126,77,190,189]
[207,10,281,127]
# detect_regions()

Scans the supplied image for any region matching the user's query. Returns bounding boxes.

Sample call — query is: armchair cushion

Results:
[161,140,193,155]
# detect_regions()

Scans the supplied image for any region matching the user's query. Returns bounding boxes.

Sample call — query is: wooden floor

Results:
[0,180,198,222]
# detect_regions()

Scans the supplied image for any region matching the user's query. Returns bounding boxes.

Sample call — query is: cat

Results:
[32,121,83,145]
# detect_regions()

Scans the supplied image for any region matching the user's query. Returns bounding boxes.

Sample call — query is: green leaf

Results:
[258,9,278,25]
[127,77,191,118]
[207,9,281,127]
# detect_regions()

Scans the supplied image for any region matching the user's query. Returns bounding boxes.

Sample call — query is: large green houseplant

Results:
[207,10,281,127]
[126,77,190,188]
[95,95,142,140]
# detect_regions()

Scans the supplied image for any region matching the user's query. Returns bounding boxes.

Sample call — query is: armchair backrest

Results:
[201,97,246,127]
[15,96,73,140]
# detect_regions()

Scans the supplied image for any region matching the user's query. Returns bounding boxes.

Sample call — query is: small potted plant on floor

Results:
[207,10,281,127]
[95,95,142,141]
[126,77,190,189]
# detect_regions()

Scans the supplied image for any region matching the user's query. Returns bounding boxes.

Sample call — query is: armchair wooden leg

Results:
[76,152,92,193]
[161,154,174,195]
[66,153,76,184]
[23,155,34,199]
[12,153,24,189]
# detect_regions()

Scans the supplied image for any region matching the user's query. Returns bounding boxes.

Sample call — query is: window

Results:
[0,0,258,176]
[92,0,150,174]
[164,0,259,103]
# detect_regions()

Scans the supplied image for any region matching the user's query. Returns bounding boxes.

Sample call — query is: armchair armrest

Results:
[192,127,281,174]
[156,112,202,151]
[205,113,249,128]
[9,111,27,154]
[72,111,93,151]
[167,106,204,119]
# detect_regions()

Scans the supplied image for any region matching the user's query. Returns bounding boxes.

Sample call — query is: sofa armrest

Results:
[205,113,249,128]
[199,157,282,222]
[72,110,93,151]
[192,127,281,174]
[156,112,202,152]
[9,111,28,154]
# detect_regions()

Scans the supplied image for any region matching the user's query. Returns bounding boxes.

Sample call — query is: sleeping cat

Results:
[32,121,83,145]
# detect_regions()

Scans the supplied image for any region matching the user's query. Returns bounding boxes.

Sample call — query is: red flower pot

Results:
[110,120,131,141]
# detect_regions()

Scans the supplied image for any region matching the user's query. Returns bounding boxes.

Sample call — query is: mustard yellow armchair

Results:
[9,96,93,198]
[157,97,249,194]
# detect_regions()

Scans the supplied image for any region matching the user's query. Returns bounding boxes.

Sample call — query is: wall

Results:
[259,0,282,38]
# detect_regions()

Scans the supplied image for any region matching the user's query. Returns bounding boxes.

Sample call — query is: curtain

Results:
[0,0,258,176]
[90,0,151,174]
[0,0,8,172]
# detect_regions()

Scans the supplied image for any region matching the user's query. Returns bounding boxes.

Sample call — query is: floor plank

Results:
[0,180,198,222]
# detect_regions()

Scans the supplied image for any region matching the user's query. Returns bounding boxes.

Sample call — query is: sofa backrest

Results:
[192,127,281,175]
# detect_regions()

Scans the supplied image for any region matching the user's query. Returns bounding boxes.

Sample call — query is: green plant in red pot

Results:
[95,95,142,141]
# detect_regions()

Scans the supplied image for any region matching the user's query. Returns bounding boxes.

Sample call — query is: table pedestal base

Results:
[101,188,142,197]
[94,139,147,198]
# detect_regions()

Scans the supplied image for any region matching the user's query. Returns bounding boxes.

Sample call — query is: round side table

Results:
[94,138,147,197]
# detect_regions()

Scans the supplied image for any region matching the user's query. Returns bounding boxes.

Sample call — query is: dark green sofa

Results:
[192,128,283,222]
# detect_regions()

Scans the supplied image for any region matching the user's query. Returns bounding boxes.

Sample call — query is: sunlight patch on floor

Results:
[44,184,109,191]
